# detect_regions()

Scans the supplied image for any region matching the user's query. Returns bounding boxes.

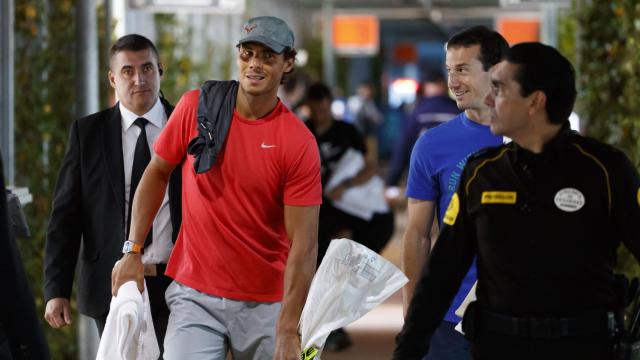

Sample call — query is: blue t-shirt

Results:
[406,112,503,323]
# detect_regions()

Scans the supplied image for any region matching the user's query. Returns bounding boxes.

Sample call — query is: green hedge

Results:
[15,0,78,358]
[569,0,640,280]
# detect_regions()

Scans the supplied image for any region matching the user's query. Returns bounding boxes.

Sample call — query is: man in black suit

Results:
[43,34,181,350]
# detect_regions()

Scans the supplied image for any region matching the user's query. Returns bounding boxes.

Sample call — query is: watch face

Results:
[123,241,137,253]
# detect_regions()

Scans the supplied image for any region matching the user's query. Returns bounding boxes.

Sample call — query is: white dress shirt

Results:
[120,99,173,264]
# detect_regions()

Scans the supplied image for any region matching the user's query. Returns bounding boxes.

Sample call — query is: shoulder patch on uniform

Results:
[466,144,506,163]
[443,193,460,226]
[481,191,517,204]
[637,187,640,207]
[301,346,318,360]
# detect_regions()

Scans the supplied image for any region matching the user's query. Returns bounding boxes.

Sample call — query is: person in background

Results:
[278,72,308,116]
[43,34,180,352]
[400,26,509,360]
[305,82,395,352]
[348,82,384,162]
[386,68,460,189]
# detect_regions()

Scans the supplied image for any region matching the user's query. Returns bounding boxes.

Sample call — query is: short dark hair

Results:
[281,48,297,84]
[109,34,160,65]
[446,26,509,71]
[506,42,576,125]
[305,83,333,103]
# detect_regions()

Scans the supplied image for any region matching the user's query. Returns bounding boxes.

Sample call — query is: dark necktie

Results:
[126,117,153,248]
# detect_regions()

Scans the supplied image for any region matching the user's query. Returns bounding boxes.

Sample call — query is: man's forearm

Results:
[278,205,320,338]
[277,238,317,335]
[44,121,83,302]
[401,227,430,313]
[112,156,174,295]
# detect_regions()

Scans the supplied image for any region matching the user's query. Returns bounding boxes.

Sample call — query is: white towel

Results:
[324,148,389,220]
[96,280,159,360]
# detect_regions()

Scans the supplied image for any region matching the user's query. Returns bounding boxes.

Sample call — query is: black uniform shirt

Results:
[394,125,640,359]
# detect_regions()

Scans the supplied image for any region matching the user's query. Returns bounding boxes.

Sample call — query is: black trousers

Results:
[95,273,172,354]
[317,201,394,264]
[471,330,614,360]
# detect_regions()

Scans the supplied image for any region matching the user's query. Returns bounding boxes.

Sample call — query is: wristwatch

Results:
[122,240,142,254]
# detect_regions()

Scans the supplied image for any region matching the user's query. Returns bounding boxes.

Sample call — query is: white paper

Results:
[325,148,389,220]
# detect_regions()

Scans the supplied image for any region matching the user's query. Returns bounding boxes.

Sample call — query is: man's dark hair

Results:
[109,34,160,65]
[506,42,576,124]
[281,48,297,84]
[446,26,509,71]
[305,83,333,103]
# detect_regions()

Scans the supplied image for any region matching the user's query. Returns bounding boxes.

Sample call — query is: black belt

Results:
[143,263,167,277]
[479,308,614,339]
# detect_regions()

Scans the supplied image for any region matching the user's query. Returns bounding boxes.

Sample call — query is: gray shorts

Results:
[163,281,281,360]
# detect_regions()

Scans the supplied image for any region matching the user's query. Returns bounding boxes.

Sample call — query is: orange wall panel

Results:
[332,15,379,55]
[497,18,540,45]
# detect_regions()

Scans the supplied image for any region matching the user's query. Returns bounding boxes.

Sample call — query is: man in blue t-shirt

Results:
[401,26,509,360]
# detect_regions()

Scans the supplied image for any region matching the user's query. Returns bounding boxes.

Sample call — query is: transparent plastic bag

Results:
[299,239,408,359]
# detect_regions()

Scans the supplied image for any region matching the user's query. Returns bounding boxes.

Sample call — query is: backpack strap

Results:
[186,80,238,173]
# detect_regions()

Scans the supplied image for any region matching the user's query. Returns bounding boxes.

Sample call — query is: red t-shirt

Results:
[154,89,322,302]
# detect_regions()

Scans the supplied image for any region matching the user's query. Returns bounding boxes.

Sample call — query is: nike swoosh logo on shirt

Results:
[261,142,278,148]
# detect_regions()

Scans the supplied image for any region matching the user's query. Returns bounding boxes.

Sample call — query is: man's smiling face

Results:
[237,42,293,98]
[446,44,492,112]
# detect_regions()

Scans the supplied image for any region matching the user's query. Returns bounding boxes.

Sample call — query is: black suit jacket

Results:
[43,98,182,318]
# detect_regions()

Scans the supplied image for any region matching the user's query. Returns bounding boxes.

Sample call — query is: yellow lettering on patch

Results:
[637,187,640,207]
[481,191,517,204]
[443,193,460,226]
[301,346,318,360]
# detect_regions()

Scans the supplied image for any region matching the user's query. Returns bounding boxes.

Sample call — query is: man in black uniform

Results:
[394,42,640,360]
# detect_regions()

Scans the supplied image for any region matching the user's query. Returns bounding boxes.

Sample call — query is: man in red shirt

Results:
[112,16,321,360]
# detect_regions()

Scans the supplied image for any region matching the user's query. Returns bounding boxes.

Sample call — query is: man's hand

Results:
[327,184,347,201]
[44,298,73,328]
[111,253,144,296]
[273,330,301,360]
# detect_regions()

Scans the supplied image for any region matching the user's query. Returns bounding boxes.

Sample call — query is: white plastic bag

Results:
[299,239,408,359]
